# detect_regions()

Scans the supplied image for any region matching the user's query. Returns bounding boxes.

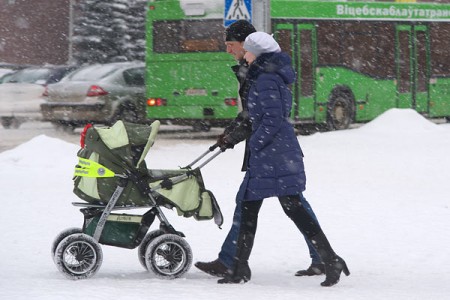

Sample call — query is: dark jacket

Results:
[238,52,307,201]
[223,60,253,171]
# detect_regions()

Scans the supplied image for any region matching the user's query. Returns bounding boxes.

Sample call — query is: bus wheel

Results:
[327,89,355,130]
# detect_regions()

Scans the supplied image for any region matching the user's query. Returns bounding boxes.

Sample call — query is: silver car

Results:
[41,62,147,130]
[0,65,75,128]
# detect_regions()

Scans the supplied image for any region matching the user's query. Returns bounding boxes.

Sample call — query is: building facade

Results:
[0,0,72,65]
[1,0,450,66]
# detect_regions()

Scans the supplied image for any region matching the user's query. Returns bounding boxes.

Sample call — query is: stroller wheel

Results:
[144,234,192,279]
[138,229,165,270]
[54,233,103,280]
[51,227,82,262]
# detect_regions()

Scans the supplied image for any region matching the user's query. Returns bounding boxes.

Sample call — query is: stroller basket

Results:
[82,209,156,249]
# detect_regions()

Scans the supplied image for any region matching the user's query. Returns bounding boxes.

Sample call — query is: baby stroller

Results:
[51,120,223,280]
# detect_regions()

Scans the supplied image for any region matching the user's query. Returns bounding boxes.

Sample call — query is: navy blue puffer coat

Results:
[237,52,306,201]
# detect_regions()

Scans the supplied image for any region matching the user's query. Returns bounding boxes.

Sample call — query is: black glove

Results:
[216,133,235,151]
[160,178,173,189]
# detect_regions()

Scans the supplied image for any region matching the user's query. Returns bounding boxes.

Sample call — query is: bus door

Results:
[275,23,316,120]
[396,25,430,113]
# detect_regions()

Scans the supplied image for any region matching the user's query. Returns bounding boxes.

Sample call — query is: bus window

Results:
[398,30,411,93]
[430,23,450,77]
[300,29,313,97]
[182,39,220,52]
[277,29,293,58]
[342,22,395,79]
[317,21,341,65]
[416,31,428,93]
[153,19,226,53]
[317,21,395,79]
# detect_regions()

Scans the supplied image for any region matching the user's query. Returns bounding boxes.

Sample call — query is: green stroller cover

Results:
[73,120,223,226]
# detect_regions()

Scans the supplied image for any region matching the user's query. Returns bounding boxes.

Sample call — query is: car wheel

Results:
[115,104,140,123]
[52,122,76,133]
[1,117,20,129]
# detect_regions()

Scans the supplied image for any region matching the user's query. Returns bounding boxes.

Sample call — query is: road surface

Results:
[0,121,221,153]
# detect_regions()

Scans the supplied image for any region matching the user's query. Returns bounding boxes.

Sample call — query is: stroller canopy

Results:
[87,120,159,172]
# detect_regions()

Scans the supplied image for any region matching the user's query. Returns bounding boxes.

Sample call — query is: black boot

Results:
[295,263,325,276]
[321,256,349,286]
[195,259,228,277]
[310,231,350,287]
[217,232,254,284]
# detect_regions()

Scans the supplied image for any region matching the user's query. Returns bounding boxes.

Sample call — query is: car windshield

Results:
[67,65,119,81]
[123,68,145,86]
[8,68,52,83]
[0,72,15,84]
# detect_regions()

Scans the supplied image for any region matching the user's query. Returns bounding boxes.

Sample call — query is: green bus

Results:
[146,0,450,131]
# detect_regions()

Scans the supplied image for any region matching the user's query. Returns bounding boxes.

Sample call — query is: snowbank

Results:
[0,109,449,300]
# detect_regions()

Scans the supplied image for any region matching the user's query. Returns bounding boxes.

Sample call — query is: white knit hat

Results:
[243,32,281,57]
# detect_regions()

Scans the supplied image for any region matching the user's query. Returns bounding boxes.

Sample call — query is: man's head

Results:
[224,20,256,61]
[225,20,256,42]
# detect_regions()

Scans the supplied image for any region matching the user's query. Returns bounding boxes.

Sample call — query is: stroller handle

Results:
[209,143,219,151]
[184,144,222,169]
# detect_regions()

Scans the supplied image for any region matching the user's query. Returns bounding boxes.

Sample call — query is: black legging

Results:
[240,195,322,239]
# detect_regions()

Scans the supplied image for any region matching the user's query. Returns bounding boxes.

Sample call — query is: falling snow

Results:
[0,109,449,299]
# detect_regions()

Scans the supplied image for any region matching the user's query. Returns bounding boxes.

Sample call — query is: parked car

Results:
[0,70,15,84]
[0,63,30,84]
[0,68,13,79]
[41,62,147,130]
[0,65,77,128]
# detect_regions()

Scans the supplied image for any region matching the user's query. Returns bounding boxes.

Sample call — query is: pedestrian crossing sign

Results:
[224,0,252,27]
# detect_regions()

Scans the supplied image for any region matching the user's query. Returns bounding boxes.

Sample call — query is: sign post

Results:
[252,0,270,32]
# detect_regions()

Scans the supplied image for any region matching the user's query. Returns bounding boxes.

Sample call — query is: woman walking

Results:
[217,32,350,287]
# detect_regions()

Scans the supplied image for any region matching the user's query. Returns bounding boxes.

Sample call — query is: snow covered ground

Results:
[0,108,449,300]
